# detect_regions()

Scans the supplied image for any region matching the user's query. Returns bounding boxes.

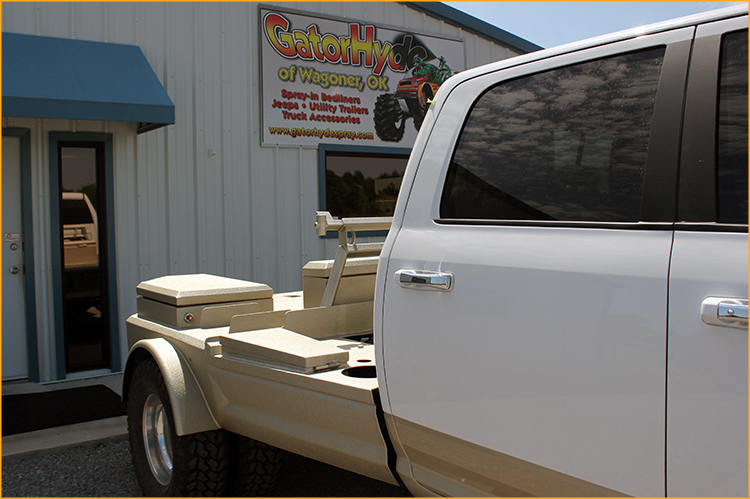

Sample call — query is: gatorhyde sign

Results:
[260,8,464,147]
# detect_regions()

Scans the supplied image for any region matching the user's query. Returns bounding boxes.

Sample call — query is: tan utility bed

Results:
[126,255,394,484]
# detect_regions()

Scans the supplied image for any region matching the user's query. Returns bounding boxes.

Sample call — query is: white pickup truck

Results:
[123,7,748,497]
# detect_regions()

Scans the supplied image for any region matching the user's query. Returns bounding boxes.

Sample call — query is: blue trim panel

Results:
[3,128,40,382]
[318,144,411,239]
[403,2,543,54]
[48,137,65,379]
[3,33,174,127]
[102,137,121,373]
[48,132,120,379]
[3,97,174,125]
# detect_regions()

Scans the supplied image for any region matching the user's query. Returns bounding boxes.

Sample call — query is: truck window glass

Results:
[440,47,665,222]
[717,29,748,225]
[61,198,94,225]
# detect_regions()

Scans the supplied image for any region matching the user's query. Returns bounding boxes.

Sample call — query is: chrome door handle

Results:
[395,269,453,291]
[701,297,748,329]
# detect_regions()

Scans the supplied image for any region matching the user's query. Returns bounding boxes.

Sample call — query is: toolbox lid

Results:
[137,274,273,306]
[219,328,349,374]
[302,256,379,278]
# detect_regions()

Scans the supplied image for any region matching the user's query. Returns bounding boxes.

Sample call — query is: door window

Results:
[440,48,665,222]
[717,30,748,225]
[58,144,110,373]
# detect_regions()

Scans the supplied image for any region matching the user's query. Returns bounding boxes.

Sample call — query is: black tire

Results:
[374,93,405,142]
[127,358,229,497]
[406,98,424,131]
[413,85,434,131]
[226,433,285,496]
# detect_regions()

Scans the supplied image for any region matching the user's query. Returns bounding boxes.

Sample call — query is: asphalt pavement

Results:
[2,438,141,497]
[1,417,410,497]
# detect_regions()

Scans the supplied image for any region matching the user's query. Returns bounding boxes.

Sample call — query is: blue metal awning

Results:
[2,33,175,133]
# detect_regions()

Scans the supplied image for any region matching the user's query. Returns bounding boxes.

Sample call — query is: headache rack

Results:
[314,211,392,308]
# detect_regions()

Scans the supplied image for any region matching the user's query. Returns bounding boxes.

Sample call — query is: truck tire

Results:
[226,434,284,496]
[413,85,434,131]
[407,98,425,131]
[374,93,405,142]
[127,358,229,496]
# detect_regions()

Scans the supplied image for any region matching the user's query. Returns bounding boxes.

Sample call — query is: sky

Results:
[445,2,744,49]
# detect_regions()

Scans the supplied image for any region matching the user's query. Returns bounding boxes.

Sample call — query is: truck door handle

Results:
[701,297,748,329]
[395,269,453,291]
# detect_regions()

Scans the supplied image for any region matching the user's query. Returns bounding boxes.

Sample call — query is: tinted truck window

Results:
[441,48,665,222]
[62,197,94,225]
[717,30,748,225]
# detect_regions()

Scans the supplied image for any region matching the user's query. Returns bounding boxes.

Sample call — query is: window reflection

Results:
[717,30,748,225]
[60,146,109,372]
[441,48,665,222]
[325,153,408,218]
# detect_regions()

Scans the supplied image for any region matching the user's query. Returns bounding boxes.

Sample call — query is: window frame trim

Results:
[678,19,749,224]
[48,132,119,379]
[434,219,676,231]
[431,27,696,227]
[318,143,411,238]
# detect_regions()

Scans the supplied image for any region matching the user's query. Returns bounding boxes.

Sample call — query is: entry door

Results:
[57,143,111,373]
[2,135,28,380]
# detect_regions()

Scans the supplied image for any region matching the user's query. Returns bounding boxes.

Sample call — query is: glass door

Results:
[58,143,111,373]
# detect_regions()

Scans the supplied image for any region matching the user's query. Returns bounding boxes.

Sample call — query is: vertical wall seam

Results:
[298,146,307,268]
[103,3,108,42]
[249,4,260,281]
[162,4,173,276]
[191,3,202,273]
[69,3,75,39]
[220,3,231,277]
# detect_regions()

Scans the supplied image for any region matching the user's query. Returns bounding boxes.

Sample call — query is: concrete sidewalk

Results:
[2,416,127,462]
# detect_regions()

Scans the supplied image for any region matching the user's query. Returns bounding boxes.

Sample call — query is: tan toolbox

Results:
[302,256,378,308]
[136,274,273,329]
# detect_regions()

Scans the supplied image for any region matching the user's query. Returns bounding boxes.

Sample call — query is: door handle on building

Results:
[395,269,453,291]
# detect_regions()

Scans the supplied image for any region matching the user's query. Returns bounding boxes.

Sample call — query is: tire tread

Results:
[227,434,284,497]
[127,358,229,497]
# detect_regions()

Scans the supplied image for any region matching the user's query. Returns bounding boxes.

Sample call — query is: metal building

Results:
[1,2,539,384]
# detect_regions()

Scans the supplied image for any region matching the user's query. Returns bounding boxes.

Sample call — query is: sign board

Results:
[260,8,465,148]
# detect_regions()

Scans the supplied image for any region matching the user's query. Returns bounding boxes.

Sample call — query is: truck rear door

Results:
[666,18,748,497]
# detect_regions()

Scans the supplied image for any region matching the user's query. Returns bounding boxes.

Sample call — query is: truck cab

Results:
[377,6,747,496]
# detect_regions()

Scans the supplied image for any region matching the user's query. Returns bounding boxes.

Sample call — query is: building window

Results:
[321,146,410,218]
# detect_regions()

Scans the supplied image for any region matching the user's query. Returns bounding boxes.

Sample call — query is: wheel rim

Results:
[143,393,173,486]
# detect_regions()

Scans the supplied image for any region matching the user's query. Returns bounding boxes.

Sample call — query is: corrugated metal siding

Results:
[3,2,520,378]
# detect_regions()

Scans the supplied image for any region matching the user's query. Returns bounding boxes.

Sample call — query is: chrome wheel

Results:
[142,393,173,486]
[128,358,228,496]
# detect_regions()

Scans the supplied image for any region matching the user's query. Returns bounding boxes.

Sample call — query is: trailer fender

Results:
[123,338,220,436]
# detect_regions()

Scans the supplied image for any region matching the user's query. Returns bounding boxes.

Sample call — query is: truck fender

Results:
[123,338,220,436]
